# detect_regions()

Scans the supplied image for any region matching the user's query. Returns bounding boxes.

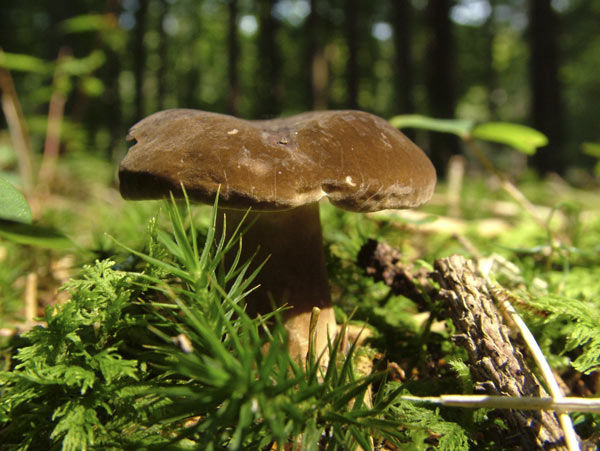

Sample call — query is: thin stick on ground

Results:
[24,272,38,326]
[399,394,600,413]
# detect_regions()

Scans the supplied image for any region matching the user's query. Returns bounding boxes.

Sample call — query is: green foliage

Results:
[389,115,473,139]
[0,220,73,249]
[0,178,72,249]
[0,177,32,223]
[0,51,48,74]
[59,14,118,34]
[112,194,404,450]
[2,173,599,449]
[389,114,549,155]
[0,50,106,80]
[526,292,600,375]
[0,260,147,449]
[470,122,548,155]
[582,142,600,175]
[58,51,106,79]
[2,4,600,444]
[2,194,473,450]
[385,392,470,451]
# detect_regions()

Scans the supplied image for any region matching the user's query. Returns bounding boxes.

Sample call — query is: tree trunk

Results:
[255,0,281,117]
[391,0,414,115]
[227,0,240,115]
[344,0,359,109]
[183,66,201,109]
[304,0,316,110]
[528,0,565,175]
[425,0,459,175]
[180,6,203,110]
[157,0,169,111]
[133,0,149,121]
[483,0,498,119]
[391,0,415,140]
[105,0,123,157]
[44,0,80,56]
[304,0,328,110]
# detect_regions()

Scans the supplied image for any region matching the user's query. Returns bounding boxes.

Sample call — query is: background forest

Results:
[1,0,600,181]
[2,1,600,450]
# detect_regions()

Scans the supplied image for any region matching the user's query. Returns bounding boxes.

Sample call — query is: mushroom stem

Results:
[217,202,337,362]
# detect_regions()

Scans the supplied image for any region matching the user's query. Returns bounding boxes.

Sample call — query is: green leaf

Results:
[0,177,32,223]
[58,50,106,77]
[389,114,474,138]
[0,51,49,73]
[471,122,548,155]
[582,142,600,158]
[60,14,115,34]
[0,220,72,249]
[80,76,104,97]
[583,142,600,175]
[0,144,17,167]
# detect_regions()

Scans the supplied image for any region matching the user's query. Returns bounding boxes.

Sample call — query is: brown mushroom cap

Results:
[119,109,436,212]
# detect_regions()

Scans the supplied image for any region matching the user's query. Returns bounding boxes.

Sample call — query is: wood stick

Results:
[24,272,38,325]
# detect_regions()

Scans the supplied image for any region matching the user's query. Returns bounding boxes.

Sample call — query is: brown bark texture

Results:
[357,240,569,450]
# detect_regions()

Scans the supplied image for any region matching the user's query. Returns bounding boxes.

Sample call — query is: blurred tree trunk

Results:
[133,0,149,121]
[157,0,168,111]
[227,0,240,115]
[45,0,79,56]
[105,0,123,156]
[425,0,459,175]
[483,0,498,119]
[177,5,203,109]
[391,0,414,138]
[255,0,281,117]
[345,0,359,109]
[304,0,328,110]
[528,0,565,175]
[183,67,201,109]
[304,0,316,110]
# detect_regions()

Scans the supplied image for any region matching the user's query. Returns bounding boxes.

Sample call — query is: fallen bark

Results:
[357,240,570,450]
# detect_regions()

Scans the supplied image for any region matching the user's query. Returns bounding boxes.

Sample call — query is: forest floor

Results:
[1,153,600,450]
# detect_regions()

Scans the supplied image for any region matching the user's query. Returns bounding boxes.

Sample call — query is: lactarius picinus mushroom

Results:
[118,109,436,361]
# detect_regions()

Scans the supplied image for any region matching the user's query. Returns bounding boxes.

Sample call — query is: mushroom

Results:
[118,109,436,361]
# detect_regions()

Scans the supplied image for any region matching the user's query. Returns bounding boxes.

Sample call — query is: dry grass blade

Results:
[37,47,69,192]
[400,394,600,413]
